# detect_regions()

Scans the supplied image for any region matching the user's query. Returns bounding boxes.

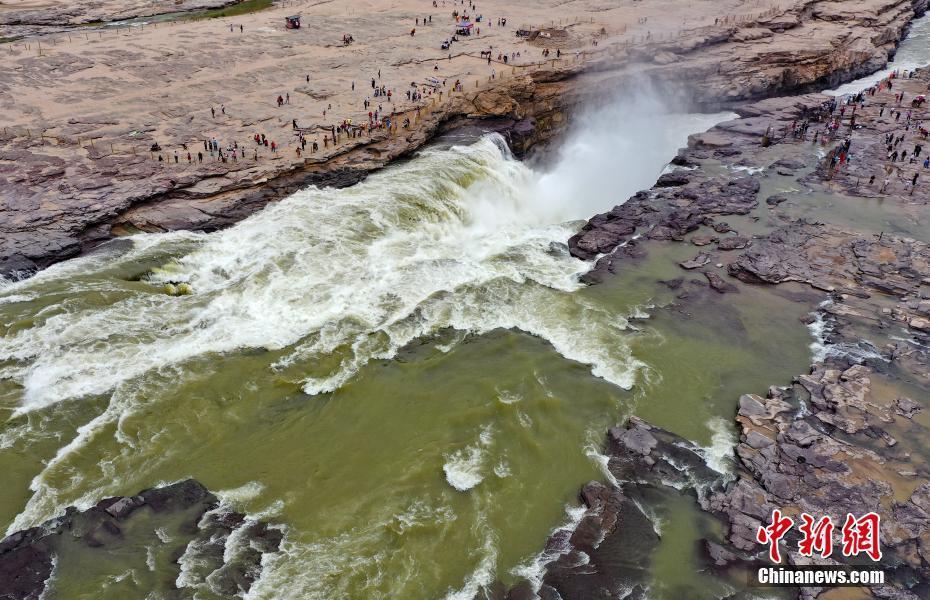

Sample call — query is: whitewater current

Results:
[0,99,732,598]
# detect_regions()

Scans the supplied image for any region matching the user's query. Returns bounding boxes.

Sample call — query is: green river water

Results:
[13,35,930,592]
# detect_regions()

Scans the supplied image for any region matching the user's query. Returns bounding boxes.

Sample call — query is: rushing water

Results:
[0,95,737,598]
[12,12,930,589]
[829,11,930,96]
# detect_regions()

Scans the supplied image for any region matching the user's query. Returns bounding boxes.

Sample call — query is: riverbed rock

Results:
[717,235,750,250]
[680,252,712,269]
[546,60,930,599]
[703,270,739,293]
[0,479,282,599]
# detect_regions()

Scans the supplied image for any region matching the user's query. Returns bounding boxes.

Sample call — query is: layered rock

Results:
[0,479,282,599]
[494,59,930,600]
[0,0,244,39]
[2,0,928,278]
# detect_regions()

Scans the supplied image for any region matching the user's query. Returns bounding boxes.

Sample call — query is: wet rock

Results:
[766,194,788,205]
[549,61,930,600]
[772,158,805,170]
[895,396,922,418]
[607,417,721,489]
[103,496,142,519]
[691,235,717,246]
[717,235,750,250]
[659,276,684,289]
[704,540,741,566]
[703,270,738,293]
[0,480,281,600]
[680,252,712,270]
[655,172,690,187]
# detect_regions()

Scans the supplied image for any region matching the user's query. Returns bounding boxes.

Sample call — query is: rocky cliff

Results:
[490,66,930,600]
[1,0,927,278]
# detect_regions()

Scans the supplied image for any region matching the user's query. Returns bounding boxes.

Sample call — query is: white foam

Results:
[1,94,739,595]
[1,98,732,423]
[0,134,653,418]
[701,416,737,477]
[215,481,266,505]
[175,536,213,590]
[807,300,887,364]
[493,460,511,478]
[443,523,498,600]
[583,426,622,489]
[37,554,58,600]
[808,300,833,363]
[510,503,588,592]
[443,444,486,492]
[391,500,456,535]
[496,389,522,404]
[154,527,172,544]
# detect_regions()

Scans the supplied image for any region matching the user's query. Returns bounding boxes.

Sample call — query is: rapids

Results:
[0,96,735,598]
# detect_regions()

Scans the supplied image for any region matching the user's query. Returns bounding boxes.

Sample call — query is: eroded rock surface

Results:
[494,60,930,600]
[2,0,928,278]
[0,479,282,600]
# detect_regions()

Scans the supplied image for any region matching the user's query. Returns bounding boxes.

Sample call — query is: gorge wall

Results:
[1,0,927,278]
